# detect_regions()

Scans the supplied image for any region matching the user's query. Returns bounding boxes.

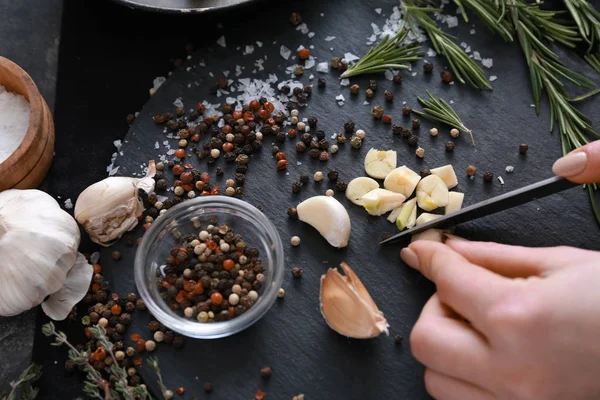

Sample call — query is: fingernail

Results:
[401,248,420,269]
[552,152,587,177]
[443,233,468,242]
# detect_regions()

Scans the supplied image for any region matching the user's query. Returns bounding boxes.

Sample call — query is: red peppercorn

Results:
[298,48,310,60]
[233,110,243,120]
[190,133,200,142]
[196,102,206,113]
[184,163,193,169]
[243,111,255,122]
[229,306,235,318]
[130,334,142,341]
[222,124,232,134]
[175,149,185,159]
[275,152,286,160]
[206,240,217,251]
[180,171,193,184]
[182,183,194,192]
[263,101,275,113]
[176,387,186,395]
[210,186,220,195]
[223,142,234,152]
[267,117,276,126]
[382,115,392,124]
[223,259,235,271]
[257,109,269,121]
[201,172,210,183]
[288,129,297,138]
[111,304,122,315]
[93,264,102,274]
[277,159,288,170]
[195,181,205,191]
[201,191,210,196]
[135,339,146,353]
[249,100,260,111]
[211,292,223,305]
[173,165,184,176]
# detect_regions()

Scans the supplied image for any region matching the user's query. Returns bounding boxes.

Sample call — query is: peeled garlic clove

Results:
[0,189,80,317]
[445,192,465,214]
[416,175,449,212]
[431,165,458,189]
[75,160,156,246]
[416,213,442,226]
[411,229,445,243]
[396,198,417,230]
[387,206,403,223]
[320,262,389,339]
[383,166,421,198]
[362,188,406,216]
[364,148,397,179]
[345,177,380,206]
[297,196,351,248]
[42,253,93,321]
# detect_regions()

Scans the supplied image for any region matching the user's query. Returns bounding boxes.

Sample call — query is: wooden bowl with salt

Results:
[0,56,54,191]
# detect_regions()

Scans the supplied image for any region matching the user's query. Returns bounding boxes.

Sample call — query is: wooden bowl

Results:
[0,56,54,191]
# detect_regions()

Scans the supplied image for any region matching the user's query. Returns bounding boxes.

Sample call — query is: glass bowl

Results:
[134,196,285,339]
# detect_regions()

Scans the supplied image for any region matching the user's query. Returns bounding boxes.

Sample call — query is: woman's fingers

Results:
[410,294,490,385]
[553,140,600,184]
[402,241,509,327]
[444,237,592,278]
[424,369,495,400]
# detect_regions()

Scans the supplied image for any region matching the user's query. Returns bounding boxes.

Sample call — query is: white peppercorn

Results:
[210,149,221,158]
[187,191,196,199]
[450,128,460,138]
[226,179,235,187]
[326,189,334,196]
[248,290,259,301]
[291,116,299,125]
[297,121,306,131]
[355,129,366,139]
[229,293,240,306]
[416,147,425,158]
[314,171,323,182]
[291,109,299,117]
[291,236,301,246]
[174,186,184,196]
[145,340,156,352]
[226,187,235,196]
[278,288,285,298]
[430,128,438,136]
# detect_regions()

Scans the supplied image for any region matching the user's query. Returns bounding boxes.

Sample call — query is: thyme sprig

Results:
[413,90,474,145]
[402,2,493,89]
[340,26,423,79]
[2,364,42,400]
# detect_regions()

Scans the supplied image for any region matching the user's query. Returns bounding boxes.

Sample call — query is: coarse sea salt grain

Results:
[482,58,493,68]
[280,45,292,60]
[0,84,30,163]
[490,75,498,82]
[498,176,505,185]
[375,8,382,14]
[506,166,515,173]
[427,48,437,57]
[64,199,73,209]
[340,79,350,86]
[216,36,226,47]
[325,36,336,41]
[316,62,329,73]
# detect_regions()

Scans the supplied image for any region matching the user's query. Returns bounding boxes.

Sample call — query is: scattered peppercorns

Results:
[416,147,425,158]
[384,91,394,102]
[350,136,362,149]
[291,267,303,278]
[394,334,404,345]
[327,170,339,181]
[445,141,455,152]
[402,105,412,116]
[350,84,360,95]
[325,189,334,196]
[420,169,432,178]
[423,61,434,73]
[112,251,121,261]
[466,165,477,176]
[412,119,421,129]
[372,106,384,119]
[261,366,272,378]
[291,236,301,246]
[483,172,494,182]
[335,180,348,192]
[441,71,454,84]
[291,181,302,193]
[519,144,529,154]
[382,115,392,124]
[430,128,438,136]
[393,73,403,84]
[314,171,323,182]
[290,12,302,25]
[318,78,326,88]
[287,207,299,219]
[450,128,460,138]
[365,88,374,98]
[407,135,418,147]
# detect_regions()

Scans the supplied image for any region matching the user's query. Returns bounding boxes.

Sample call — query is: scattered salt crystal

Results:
[308,32,315,38]
[530,104,536,107]
[490,75,498,82]
[296,23,309,34]
[482,58,493,68]
[498,176,505,186]
[305,58,316,69]
[343,52,360,64]
[64,199,73,209]
[338,101,345,107]
[90,252,100,264]
[280,45,292,60]
[335,94,345,102]
[0,85,32,163]
[450,100,455,104]
[363,101,370,105]
[320,13,324,17]
[173,98,184,108]
[309,74,314,80]
[316,62,329,73]
[470,175,475,180]
[154,141,160,149]
[473,51,482,61]
[297,161,302,166]
[505,166,515,173]
[460,42,468,49]
[375,8,382,14]
[256,41,263,47]
[325,36,336,41]
[114,140,122,150]
[236,65,243,76]
[411,72,417,77]
[446,16,458,28]
[167,149,176,155]
[340,79,350,86]
[109,166,120,176]
[427,48,437,57]
[371,23,381,35]
[209,72,214,77]
[470,29,476,35]
[385,70,394,81]
[331,133,337,139]
[199,59,206,67]
[216,36,226,47]
[310,45,315,49]
[244,45,255,55]
[465,46,471,53]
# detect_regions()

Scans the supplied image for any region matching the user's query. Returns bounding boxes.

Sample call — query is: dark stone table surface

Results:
[1,0,599,397]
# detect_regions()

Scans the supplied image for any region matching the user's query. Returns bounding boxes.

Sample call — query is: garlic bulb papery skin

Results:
[42,252,93,320]
[320,262,389,339]
[75,160,156,246]
[0,189,81,317]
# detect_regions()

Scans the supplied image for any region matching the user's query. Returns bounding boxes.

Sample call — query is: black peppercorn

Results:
[315,130,325,141]
[318,139,329,150]
[300,175,310,184]
[392,124,403,135]
[402,105,412,116]
[291,266,303,278]
[304,86,313,95]
[423,61,434,73]
[280,85,290,95]
[327,170,339,181]
[408,135,418,147]
[287,208,299,219]
[204,383,213,393]
[368,80,377,92]
[272,146,280,155]
[308,116,318,127]
[420,169,431,178]
[293,87,303,97]
[291,181,302,193]
[519,144,529,154]
[394,334,404,344]
[344,121,355,134]
[216,167,224,176]
[483,172,494,182]
[372,106,384,119]
[366,88,374,98]
[384,90,394,102]
[173,336,184,348]
[445,141,455,152]
[155,179,167,191]
[224,152,236,163]
[318,78,326,88]
[441,71,454,84]
[393,73,404,84]
[309,148,321,159]
[135,299,146,311]
[335,180,348,192]
[235,173,245,185]
[296,141,307,152]
[301,133,313,145]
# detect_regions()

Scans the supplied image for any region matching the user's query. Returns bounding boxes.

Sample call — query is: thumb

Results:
[552,140,600,184]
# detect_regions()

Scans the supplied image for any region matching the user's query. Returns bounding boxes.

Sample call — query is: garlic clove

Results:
[445,192,465,214]
[416,212,442,226]
[364,148,397,179]
[42,252,93,321]
[362,188,406,216]
[416,175,449,211]
[383,166,421,198]
[345,177,380,206]
[431,165,459,189]
[396,198,418,230]
[297,196,351,248]
[411,229,445,243]
[320,262,389,339]
[75,160,156,246]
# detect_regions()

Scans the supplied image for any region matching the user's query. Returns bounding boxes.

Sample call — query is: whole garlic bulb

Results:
[75,160,156,246]
[0,189,92,319]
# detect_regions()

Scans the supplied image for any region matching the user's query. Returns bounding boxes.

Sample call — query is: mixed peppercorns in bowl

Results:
[134,196,284,339]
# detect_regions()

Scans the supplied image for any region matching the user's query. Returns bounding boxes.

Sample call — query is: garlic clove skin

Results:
[0,189,80,317]
[320,262,389,339]
[75,160,156,246]
[42,252,93,321]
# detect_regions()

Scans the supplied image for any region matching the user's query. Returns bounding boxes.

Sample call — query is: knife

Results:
[379,175,579,245]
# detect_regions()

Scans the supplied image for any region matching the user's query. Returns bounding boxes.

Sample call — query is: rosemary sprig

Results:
[2,364,42,400]
[562,0,600,54]
[584,53,600,74]
[402,2,493,90]
[413,89,474,145]
[340,27,423,79]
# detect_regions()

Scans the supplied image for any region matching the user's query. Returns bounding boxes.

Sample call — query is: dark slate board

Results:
[88,0,600,398]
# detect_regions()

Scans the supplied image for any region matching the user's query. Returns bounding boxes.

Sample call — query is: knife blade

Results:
[379,175,579,245]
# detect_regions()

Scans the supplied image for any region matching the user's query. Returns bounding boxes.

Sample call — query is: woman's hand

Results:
[401,141,600,400]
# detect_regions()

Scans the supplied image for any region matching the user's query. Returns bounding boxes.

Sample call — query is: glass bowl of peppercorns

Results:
[134,197,285,339]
